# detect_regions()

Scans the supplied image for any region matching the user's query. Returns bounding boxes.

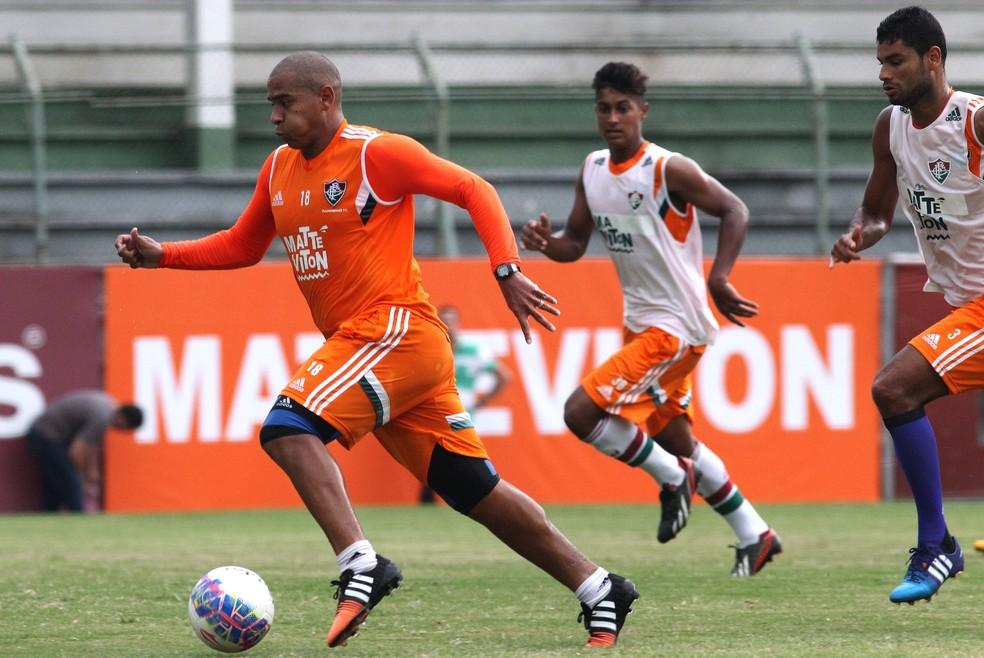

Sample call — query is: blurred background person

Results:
[420,304,513,504]
[25,390,143,512]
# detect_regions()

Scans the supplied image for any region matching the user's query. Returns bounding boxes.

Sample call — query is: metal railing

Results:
[9,35,47,264]
[795,31,831,257]
[412,33,458,258]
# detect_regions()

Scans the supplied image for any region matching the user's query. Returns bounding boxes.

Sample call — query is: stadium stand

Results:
[1,0,983,262]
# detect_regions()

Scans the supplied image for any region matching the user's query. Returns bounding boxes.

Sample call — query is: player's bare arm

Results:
[665,155,759,326]
[498,273,559,344]
[831,108,898,264]
[114,227,163,269]
[520,164,593,262]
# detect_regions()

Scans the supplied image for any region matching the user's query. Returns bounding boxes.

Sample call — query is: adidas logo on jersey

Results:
[922,333,941,350]
[272,190,284,207]
[288,377,306,392]
[596,385,614,401]
[945,106,962,122]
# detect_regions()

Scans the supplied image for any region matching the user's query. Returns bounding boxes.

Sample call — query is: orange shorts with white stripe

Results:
[279,304,488,482]
[582,326,706,437]
[909,295,984,394]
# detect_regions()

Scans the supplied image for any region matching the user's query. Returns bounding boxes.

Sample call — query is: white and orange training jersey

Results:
[890,90,984,306]
[582,142,718,345]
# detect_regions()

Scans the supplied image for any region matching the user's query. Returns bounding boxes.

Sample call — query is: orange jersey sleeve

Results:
[160,153,278,269]
[363,133,519,269]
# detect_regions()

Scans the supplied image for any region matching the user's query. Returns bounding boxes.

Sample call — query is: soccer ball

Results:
[188,566,275,653]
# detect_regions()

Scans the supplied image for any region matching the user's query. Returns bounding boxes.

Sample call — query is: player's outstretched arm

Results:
[830,107,897,266]
[497,273,559,344]
[665,155,759,326]
[520,164,593,262]
[114,227,163,269]
[122,154,279,271]
[364,134,564,342]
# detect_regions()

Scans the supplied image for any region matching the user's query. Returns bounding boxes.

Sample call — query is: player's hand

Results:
[114,227,163,269]
[829,225,863,268]
[520,213,553,252]
[708,278,759,327]
[497,272,559,344]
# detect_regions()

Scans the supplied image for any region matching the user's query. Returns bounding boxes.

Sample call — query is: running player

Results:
[115,52,639,648]
[521,62,781,576]
[830,6,983,604]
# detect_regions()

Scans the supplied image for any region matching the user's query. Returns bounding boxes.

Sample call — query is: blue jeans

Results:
[24,429,83,512]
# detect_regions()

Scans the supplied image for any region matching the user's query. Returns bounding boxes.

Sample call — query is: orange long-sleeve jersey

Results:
[160,121,520,337]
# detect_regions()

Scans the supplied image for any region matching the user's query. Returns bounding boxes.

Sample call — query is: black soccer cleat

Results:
[578,573,640,648]
[731,529,783,576]
[326,554,402,648]
[657,456,697,543]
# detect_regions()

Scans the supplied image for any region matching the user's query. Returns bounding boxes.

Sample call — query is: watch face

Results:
[496,264,518,279]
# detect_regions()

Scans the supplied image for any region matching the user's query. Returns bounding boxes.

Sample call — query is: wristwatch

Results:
[494,263,521,280]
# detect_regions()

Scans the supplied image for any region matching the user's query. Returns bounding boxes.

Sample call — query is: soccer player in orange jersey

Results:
[522,62,780,576]
[115,52,638,648]
[831,7,984,604]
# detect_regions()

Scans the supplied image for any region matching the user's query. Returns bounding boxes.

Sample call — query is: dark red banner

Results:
[0,266,104,511]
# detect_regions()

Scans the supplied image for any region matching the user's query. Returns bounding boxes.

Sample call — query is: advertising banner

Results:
[104,258,882,512]
[0,266,104,511]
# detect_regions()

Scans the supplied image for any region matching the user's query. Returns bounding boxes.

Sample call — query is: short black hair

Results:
[118,404,144,429]
[270,51,342,96]
[592,62,647,99]
[877,6,947,63]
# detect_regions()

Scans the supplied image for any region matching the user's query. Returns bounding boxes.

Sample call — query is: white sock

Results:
[692,441,769,546]
[337,539,378,575]
[583,415,684,485]
[575,567,611,608]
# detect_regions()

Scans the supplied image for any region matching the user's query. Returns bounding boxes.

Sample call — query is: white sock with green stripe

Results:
[692,441,768,547]
[583,415,684,485]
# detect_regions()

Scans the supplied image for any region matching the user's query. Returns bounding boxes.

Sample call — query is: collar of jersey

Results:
[608,140,650,175]
[301,120,349,170]
[911,89,955,130]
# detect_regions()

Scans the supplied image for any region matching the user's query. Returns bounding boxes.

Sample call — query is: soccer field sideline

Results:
[3,501,984,657]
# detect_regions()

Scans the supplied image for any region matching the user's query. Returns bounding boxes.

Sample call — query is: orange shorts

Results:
[280,304,488,482]
[582,326,706,436]
[908,295,984,394]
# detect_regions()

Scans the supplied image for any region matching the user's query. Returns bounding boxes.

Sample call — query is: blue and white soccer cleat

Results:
[889,538,964,604]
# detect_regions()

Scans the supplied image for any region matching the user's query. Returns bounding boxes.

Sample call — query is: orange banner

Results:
[104,258,881,512]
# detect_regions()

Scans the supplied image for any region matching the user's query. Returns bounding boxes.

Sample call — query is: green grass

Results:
[3,502,984,657]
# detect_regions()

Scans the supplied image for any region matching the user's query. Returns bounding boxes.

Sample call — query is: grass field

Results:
[3,501,984,657]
